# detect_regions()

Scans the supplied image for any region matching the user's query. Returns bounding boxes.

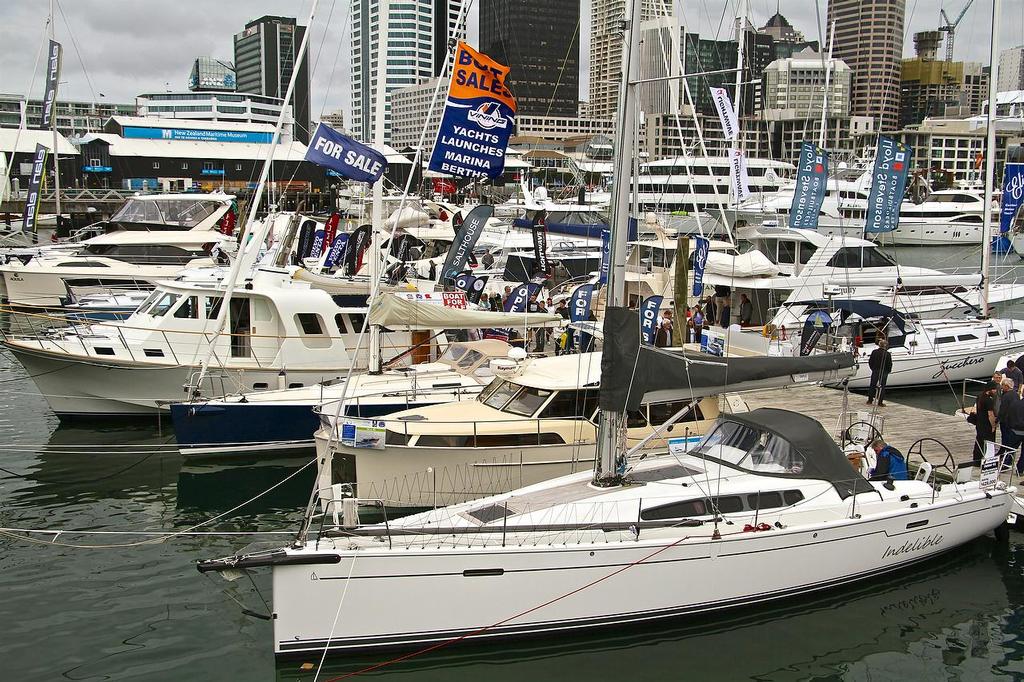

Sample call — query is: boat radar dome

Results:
[533,186,549,202]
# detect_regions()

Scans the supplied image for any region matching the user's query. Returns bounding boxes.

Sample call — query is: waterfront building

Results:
[898,114,1024,186]
[589,0,668,120]
[0,93,135,138]
[0,128,78,198]
[233,15,310,143]
[827,0,904,133]
[479,0,579,117]
[136,92,293,135]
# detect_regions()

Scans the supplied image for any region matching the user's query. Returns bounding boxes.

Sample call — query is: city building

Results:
[234,15,310,143]
[683,24,774,118]
[899,114,1024,186]
[0,93,136,138]
[759,12,818,59]
[350,0,464,144]
[589,0,667,120]
[960,63,988,116]
[827,0,904,132]
[900,58,963,128]
[762,48,851,119]
[998,45,1024,92]
[188,57,236,92]
[136,92,293,136]
[0,128,78,199]
[319,109,345,131]
[479,0,579,117]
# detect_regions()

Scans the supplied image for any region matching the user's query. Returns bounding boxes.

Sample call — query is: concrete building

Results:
[136,92,293,136]
[0,94,136,138]
[350,0,464,144]
[900,58,963,128]
[479,0,579,117]
[319,109,346,132]
[188,57,236,92]
[763,48,851,119]
[759,12,818,59]
[589,0,668,120]
[998,45,1024,92]
[683,23,775,118]
[828,0,904,133]
[899,115,1024,186]
[0,128,78,198]
[960,63,988,116]
[233,16,310,143]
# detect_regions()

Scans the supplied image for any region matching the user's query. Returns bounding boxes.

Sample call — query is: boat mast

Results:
[594,0,642,486]
[368,0,389,374]
[49,0,61,228]
[979,0,1000,318]
[818,21,836,148]
[732,0,746,136]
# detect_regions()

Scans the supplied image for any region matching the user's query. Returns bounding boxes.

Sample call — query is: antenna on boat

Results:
[593,0,643,487]
[979,0,1001,319]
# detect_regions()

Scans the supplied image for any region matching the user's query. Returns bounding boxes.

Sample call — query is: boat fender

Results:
[742,523,772,532]
[278,370,287,391]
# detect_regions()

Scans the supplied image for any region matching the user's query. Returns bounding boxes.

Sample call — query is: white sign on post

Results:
[340,419,387,449]
[979,441,1000,489]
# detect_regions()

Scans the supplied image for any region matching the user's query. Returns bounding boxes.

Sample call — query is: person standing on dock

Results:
[739,294,753,326]
[1004,360,1023,393]
[974,381,999,463]
[866,340,892,406]
[999,378,1020,463]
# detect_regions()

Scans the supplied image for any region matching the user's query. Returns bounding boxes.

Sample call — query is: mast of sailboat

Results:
[979,0,1000,318]
[732,0,746,131]
[190,0,319,395]
[594,0,642,486]
[48,0,62,227]
[367,0,390,375]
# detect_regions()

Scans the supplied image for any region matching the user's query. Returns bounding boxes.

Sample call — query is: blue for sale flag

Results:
[305,122,388,184]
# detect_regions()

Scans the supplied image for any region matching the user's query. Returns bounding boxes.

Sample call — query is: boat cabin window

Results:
[694,421,807,474]
[295,313,326,335]
[502,386,552,416]
[480,379,521,410]
[150,293,180,317]
[640,489,805,521]
[648,400,704,426]
[826,247,895,269]
[334,314,348,334]
[777,241,796,264]
[627,410,648,428]
[110,198,221,228]
[956,334,977,342]
[798,243,818,264]
[349,313,366,332]
[540,390,600,418]
[440,344,487,371]
[205,296,223,319]
[173,296,199,319]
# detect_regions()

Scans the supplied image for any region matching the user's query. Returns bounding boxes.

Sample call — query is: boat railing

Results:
[316,384,480,417]
[958,377,988,412]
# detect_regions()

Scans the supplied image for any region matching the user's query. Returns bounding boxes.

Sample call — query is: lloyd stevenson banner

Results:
[788,141,829,229]
[305,122,388,184]
[865,136,913,234]
[429,42,517,178]
[999,163,1024,235]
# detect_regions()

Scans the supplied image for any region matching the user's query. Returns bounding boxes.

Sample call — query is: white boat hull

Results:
[270,490,1010,655]
[846,343,1023,389]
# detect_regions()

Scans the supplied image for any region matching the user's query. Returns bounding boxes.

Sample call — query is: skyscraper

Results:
[827,0,905,133]
[233,16,311,142]
[479,1,580,117]
[999,45,1024,92]
[350,0,464,144]
[589,0,668,119]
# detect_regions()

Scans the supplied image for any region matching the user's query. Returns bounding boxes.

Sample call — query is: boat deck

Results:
[741,384,979,466]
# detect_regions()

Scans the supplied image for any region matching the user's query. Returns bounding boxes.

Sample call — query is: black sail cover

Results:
[599,307,856,412]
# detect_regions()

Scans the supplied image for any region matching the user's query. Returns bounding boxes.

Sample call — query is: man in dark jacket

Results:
[869,438,908,481]
[866,339,893,406]
[999,377,1021,466]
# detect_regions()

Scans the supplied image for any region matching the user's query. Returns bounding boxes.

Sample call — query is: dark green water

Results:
[4,242,1024,680]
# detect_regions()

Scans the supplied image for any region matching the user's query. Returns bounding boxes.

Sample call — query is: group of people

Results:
[972,358,1024,471]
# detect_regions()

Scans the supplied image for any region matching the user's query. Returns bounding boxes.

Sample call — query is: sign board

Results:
[82,165,113,173]
[340,419,386,449]
[980,441,999,489]
[394,291,468,309]
[122,126,273,144]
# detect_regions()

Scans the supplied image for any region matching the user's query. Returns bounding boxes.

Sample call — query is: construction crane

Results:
[939,0,975,62]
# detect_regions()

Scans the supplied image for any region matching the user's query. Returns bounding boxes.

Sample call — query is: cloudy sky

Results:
[1,0,1022,123]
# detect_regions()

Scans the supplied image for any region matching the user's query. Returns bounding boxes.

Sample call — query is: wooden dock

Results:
[739,384,979,466]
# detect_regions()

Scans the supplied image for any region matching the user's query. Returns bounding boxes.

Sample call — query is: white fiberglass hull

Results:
[270,489,1011,655]
[845,343,1022,389]
[815,221,984,246]
[0,263,183,308]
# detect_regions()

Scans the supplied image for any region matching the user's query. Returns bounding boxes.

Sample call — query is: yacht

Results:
[735,170,993,246]
[634,155,795,214]
[0,266,416,416]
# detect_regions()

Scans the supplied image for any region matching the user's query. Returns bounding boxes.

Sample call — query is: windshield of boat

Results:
[825,246,896,268]
[692,421,807,475]
[439,344,486,371]
[111,198,222,227]
[478,379,553,416]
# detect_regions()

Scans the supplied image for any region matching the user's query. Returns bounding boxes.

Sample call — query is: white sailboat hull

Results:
[845,343,1019,388]
[270,490,1010,655]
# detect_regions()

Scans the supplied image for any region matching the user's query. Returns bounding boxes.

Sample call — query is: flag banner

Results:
[294,219,318,264]
[391,233,413,265]
[728,148,750,203]
[432,177,457,194]
[799,310,832,356]
[789,141,830,229]
[599,229,611,285]
[305,122,388,184]
[428,41,517,178]
[454,271,488,304]
[439,204,494,283]
[865,136,913,233]
[323,233,349,269]
[569,284,595,322]
[503,282,536,313]
[20,144,48,233]
[692,236,710,296]
[322,212,340,252]
[708,87,738,141]
[41,40,62,129]
[310,229,326,259]
[999,163,1024,234]
[640,295,664,346]
[344,224,373,274]
[531,210,550,277]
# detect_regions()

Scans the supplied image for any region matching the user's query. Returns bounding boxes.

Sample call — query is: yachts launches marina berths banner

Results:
[692,236,710,296]
[304,122,388,184]
[999,163,1024,235]
[728,148,750,202]
[708,87,738,141]
[429,42,517,178]
[439,204,494,283]
[41,40,62,129]
[865,136,913,233]
[20,144,48,233]
[640,295,664,345]
[788,141,829,229]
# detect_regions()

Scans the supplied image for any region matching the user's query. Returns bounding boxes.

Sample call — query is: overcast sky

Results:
[1,0,1022,123]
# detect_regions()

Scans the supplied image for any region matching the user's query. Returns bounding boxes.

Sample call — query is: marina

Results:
[4,0,1024,678]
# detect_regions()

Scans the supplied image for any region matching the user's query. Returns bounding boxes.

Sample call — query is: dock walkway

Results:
[740,384,978,466]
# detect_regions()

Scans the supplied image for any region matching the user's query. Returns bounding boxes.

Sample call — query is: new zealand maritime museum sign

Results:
[122,126,274,144]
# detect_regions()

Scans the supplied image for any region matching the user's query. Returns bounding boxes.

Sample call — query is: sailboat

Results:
[197,2,1014,657]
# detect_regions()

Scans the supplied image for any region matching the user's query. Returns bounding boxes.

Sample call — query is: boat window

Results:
[747,491,784,509]
[349,313,366,332]
[541,390,600,418]
[826,247,895,269]
[57,262,108,267]
[481,379,520,409]
[455,349,485,370]
[627,410,649,428]
[385,431,411,446]
[935,336,955,344]
[295,313,326,335]
[475,433,566,447]
[110,197,221,228]
[94,347,115,356]
[502,387,552,416]
[640,498,708,521]
[783,490,805,505]
[334,314,348,334]
[798,243,818,264]
[956,334,977,341]
[415,435,474,447]
[648,400,704,426]
[137,290,161,313]
[441,343,469,364]
[777,241,796,264]
[692,421,761,465]
[143,348,165,358]
[988,330,1000,337]
[205,296,223,319]
[173,296,199,319]
[861,248,896,267]
[150,293,180,317]
[710,496,744,514]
